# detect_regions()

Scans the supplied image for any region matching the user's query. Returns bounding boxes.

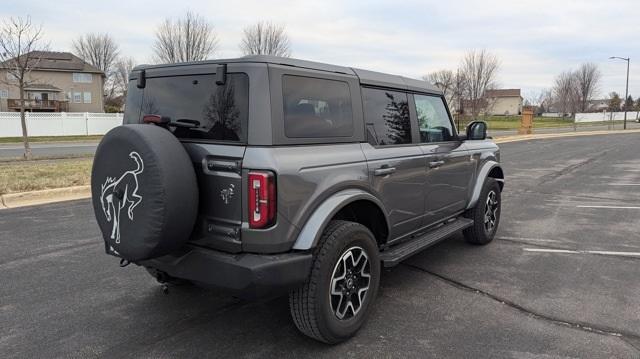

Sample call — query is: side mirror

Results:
[466,121,487,140]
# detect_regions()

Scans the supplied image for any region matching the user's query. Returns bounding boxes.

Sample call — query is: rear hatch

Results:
[123,65,249,252]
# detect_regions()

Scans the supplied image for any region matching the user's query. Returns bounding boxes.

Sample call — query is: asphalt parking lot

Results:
[1,133,639,358]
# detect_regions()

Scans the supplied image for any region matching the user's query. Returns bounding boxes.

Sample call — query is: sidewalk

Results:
[490,120,640,137]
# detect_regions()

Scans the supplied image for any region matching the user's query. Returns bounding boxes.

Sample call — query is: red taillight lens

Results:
[142,114,163,124]
[248,171,276,229]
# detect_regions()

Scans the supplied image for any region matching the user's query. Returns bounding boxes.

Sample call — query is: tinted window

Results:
[362,88,411,145]
[415,94,454,142]
[125,73,249,142]
[283,75,353,138]
[123,80,142,122]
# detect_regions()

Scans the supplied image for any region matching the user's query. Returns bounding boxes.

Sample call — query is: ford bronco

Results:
[91,55,504,344]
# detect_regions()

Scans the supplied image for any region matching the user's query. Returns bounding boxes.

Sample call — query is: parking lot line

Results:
[609,183,640,186]
[497,236,562,243]
[523,248,580,254]
[524,248,640,257]
[577,205,640,209]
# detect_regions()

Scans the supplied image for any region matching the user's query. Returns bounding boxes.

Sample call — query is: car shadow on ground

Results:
[89,249,452,358]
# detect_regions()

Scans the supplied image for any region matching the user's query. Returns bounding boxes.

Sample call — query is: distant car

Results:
[90,56,504,344]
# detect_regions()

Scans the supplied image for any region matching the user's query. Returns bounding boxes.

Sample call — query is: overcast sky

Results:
[3,0,639,100]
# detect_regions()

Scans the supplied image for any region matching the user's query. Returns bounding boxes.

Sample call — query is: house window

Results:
[72,73,93,83]
[0,89,8,98]
[83,92,92,104]
[73,92,82,103]
[6,72,18,82]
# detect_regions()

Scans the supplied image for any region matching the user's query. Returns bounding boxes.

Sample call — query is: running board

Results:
[380,218,473,267]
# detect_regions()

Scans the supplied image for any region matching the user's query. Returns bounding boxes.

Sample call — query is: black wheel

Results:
[463,178,501,245]
[289,220,380,344]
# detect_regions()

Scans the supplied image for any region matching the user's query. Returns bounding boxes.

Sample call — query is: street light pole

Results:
[610,56,631,130]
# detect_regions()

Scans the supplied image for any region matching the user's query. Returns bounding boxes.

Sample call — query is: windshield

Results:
[124,73,249,143]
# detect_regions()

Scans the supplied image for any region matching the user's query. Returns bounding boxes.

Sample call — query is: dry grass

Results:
[0,157,93,195]
[0,135,103,144]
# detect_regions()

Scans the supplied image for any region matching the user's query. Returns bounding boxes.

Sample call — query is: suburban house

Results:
[484,89,523,116]
[0,51,104,113]
[588,99,610,112]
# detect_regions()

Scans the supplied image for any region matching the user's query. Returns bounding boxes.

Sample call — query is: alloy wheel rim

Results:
[484,190,499,232]
[329,246,371,320]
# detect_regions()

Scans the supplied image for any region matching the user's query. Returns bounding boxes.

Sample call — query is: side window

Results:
[362,88,411,145]
[414,94,454,143]
[282,75,353,138]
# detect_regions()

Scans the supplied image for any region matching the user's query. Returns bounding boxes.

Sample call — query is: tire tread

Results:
[289,220,361,343]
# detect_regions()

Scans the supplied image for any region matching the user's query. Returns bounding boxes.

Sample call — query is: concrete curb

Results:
[494,128,640,143]
[0,185,91,210]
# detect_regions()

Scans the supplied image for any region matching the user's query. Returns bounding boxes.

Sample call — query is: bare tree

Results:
[552,71,580,116]
[573,62,601,112]
[72,33,119,106]
[113,56,136,98]
[153,11,218,64]
[424,69,466,113]
[538,89,554,114]
[240,21,291,57]
[72,33,119,77]
[424,70,454,103]
[0,16,49,159]
[102,56,136,112]
[458,49,500,117]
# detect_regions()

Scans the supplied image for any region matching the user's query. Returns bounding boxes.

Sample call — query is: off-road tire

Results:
[463,178,501,245]
[289,220,380,344]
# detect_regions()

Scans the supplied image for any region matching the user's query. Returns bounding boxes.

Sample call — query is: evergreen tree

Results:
[623,95,634,111]
[608,92,622,111]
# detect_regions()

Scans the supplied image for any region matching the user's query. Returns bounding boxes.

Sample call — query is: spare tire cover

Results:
[91,124,198,261]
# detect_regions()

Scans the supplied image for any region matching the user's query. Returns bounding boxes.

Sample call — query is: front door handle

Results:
[429,160,445,169]
[374,166,396,176]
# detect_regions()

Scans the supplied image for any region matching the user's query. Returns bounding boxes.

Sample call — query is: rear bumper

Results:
[139,245,313,298]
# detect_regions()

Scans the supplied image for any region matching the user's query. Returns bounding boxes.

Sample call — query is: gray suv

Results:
[90,55,504,344]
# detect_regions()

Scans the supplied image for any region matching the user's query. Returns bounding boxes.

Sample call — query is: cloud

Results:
[1,0,638,97]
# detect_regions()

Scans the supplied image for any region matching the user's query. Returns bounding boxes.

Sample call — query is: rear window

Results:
[282,75,353,138]
[124,73,249,142]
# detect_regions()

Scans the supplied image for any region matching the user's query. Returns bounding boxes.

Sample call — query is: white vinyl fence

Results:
[0,112,123,137]
[575,111,640,123]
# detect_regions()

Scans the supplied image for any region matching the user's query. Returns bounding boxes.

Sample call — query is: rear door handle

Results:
[429,160,445,169]
[374,166,396,176]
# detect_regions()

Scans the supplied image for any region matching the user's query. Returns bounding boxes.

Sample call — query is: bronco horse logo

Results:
[100,152,144,244]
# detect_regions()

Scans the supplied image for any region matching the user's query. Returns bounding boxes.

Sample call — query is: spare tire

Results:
[91,124,198,262]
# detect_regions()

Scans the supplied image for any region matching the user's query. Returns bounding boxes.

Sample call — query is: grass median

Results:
[0,157,93,195]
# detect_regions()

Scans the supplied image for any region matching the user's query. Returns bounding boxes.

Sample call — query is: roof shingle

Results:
[485,89,521,98]
[1,51,104,75]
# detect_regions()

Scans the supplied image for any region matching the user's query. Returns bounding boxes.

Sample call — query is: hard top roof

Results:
[134,55,441,94]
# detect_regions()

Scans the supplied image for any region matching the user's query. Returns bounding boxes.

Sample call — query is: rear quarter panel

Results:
[241,144,370,253]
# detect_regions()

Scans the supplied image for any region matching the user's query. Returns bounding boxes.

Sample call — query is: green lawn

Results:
[0,135,103,144]
[456,116,625,131]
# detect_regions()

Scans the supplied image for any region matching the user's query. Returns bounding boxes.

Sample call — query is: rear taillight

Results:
[248,171,276,229]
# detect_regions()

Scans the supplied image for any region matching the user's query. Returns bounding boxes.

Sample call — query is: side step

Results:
[380,217,473,267]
